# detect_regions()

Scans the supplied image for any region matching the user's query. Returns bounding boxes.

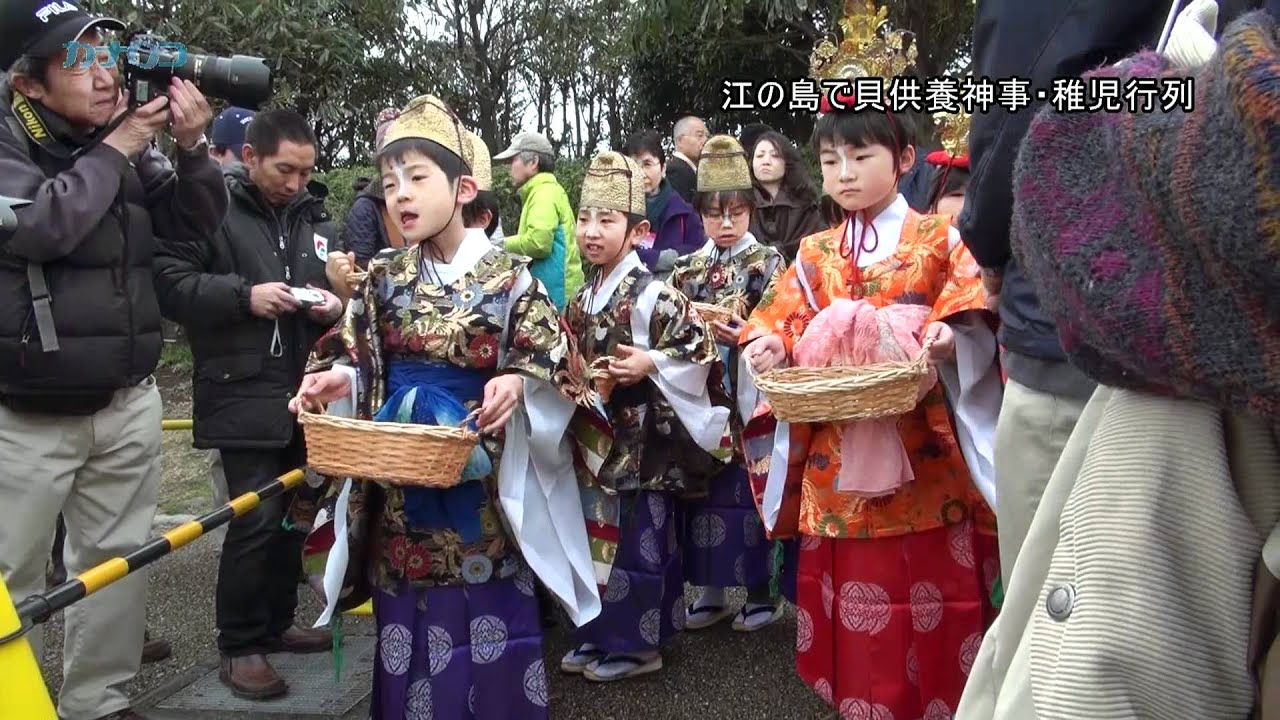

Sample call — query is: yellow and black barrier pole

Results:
[0,468,306,647]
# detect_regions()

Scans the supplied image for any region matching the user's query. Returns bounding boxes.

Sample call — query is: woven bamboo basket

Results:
[751,336,936,423]
[297,401,480,487]
[590,356,618,403]
[692,301,736,326]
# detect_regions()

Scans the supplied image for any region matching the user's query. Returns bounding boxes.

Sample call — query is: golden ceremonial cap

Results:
[379,95,474,171]
[696,135,753,193]
[467,131,493,190]
[579,152,646,216]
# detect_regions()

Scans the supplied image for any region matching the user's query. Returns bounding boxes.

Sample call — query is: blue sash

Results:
[374,360,492,541]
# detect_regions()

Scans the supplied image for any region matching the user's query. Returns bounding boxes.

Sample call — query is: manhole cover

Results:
[156,637,373,717]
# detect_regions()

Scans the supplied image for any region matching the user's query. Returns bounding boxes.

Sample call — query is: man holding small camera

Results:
[0,1,227,718]
[153,107,340,700]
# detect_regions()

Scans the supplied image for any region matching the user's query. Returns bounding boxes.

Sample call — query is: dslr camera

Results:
[118,32,273,109]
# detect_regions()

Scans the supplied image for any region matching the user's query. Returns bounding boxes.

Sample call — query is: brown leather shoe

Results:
[219,654,288,700]
[141,630,171,664]
[268,624,333,654]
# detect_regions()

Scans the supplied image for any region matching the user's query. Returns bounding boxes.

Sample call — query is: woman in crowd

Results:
[747,130,826,262]
[622,130,705,276]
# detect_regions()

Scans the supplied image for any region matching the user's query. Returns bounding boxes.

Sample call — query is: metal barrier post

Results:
[0,574,56,719]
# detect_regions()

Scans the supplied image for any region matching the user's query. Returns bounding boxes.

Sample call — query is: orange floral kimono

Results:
[740,195,1001,720]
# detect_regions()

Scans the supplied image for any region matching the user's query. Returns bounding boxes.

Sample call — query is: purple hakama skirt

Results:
[370,567,547,720]
[682,463,774,589]
[573,489,685,653]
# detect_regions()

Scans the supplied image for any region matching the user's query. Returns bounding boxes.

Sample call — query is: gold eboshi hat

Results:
[379,95,475,172]
[579,152,646,216]
[697,135,753,193]
[809,0,917,107]
[467,131,493,191]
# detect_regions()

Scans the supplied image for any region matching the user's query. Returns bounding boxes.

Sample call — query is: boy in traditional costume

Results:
[738,2,1003,715]
[560,152,733,682]
[670,135,791,632]
[289,95,599,720]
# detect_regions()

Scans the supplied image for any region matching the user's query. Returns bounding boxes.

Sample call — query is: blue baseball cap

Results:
[210,106,254,148]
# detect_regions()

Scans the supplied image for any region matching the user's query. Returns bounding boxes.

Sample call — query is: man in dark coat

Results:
[153,109,342,700]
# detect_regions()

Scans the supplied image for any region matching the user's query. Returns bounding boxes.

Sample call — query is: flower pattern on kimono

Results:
[301,245,586,593]
[691,515,727,548]
[734,555,746,585]
[602,567,630,602]
[910,581,944,633]
[461,554,493,584]
[839,698,895,720]
[743,513,763,547]
[523,659,548,707]
[639,528,662,569]
[959,632,984,675]
[813,678,833,705]
[906,646,919,686]
[405,679,432,720]
[923,699,952,720]
[380,623,413,676]
[647,493,667,530]
[839,581,891,635]
[949,520,975,569]
[639,607,662,645]
[796,606,814,652]
[671,591,686,631]
[426,625,452,676]
[469,615,508,664]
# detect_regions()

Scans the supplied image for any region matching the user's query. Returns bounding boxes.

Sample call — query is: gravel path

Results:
[27,364,837,718]
[34,519,836,720]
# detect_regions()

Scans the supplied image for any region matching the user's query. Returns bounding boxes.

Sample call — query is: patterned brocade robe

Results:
[566,250,734,585]
[299,233,597,610]
[670,232,785,448]
[740,199,1000,544]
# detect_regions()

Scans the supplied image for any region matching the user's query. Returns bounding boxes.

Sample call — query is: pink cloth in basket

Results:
[793,299,935,497]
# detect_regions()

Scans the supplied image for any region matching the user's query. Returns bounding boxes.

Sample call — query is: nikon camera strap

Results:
[7,95,60,352]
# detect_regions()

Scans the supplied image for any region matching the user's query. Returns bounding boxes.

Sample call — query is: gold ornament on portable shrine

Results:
[579,152,647,216]
[380,94,475,172]
[809,0,918,95]
[697,135,753,193]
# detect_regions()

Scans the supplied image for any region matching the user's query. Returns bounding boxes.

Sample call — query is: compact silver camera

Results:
[289,287,325,308]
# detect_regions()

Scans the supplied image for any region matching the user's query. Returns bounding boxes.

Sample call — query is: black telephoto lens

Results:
[173,54,273,109]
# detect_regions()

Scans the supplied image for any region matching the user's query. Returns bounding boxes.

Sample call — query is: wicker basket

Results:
[589,356,618,403]
[297,403,480,487]
[692,301,736,326]
[751,336,936,423]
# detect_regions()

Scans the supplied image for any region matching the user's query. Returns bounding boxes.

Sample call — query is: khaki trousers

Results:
[993,378,1089,587]
[0,378,162,720]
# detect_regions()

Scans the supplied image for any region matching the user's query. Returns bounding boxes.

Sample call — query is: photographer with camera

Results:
[153,108,340,700]
[0,1,227,717]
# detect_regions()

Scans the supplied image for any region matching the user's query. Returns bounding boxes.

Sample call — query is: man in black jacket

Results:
[153,109,341,700]
[961,0,1260,586]
[0,2,225,718]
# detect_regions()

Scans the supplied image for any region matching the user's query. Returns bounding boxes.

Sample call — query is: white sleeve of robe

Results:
[313,364,359,628]
[630,281,732,452]
[496,269,601,627]
[936,316,1002,510]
